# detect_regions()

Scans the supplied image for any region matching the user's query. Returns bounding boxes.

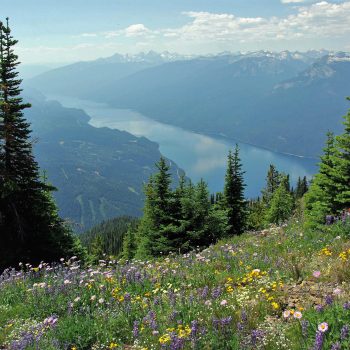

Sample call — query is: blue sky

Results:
[1,0,349,64]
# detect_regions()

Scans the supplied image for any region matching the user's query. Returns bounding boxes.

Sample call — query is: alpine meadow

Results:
[1,1,350,349]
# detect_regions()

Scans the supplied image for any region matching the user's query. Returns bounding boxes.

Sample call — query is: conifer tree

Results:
[223,145,246,235]
[305,132,337,226]
[0,19,79,270]
[266,176,294,225]
[262,164,280,204]
[331,100,350,211]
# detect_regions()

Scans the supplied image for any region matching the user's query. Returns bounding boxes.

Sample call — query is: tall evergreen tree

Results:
[295,176,308,199]
[331,100,350,211]
[0,19,79,270]
[266,176,294,225]
[223,145,246,235]
[305,132,338,226]
[262,164,280,205]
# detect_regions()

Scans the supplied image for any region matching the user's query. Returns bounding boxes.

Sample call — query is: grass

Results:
[1,220,350,349]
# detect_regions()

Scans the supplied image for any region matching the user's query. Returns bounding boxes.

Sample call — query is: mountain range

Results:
[27,50,350,157]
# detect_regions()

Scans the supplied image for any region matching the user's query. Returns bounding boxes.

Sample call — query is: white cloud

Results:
[160,1,350,44]
[281,0,307,3]
[125,24,151,37]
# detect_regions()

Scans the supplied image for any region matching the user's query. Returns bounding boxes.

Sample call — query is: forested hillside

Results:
[24,90,184,231]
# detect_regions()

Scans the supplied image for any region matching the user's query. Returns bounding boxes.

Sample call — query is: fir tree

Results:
[0,19,79,270]
[332,100,350,211]
[262,164,280,205]
[266,176,294,225]
[305,132,337,226]
[295,176,308,199]
[223,145,246,235]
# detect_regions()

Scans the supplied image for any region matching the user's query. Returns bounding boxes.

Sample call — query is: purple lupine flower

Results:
[313,331,324,350]
[325,295,333,305]
[212,318,220,331]
[169,335,185,350]
[341,325,349,340]
[331,342,341,350]
[343,302,350,310]
[237,322,244,332]
[315,304,324,313]
[201,286,209,299]
[170,310,179,321]
[211,287,222,299]
[168,291,177,306]
[221,316,232,327]
[301,320,309,338]
[241,310,248,323]
[251,330,264,346]
[326,215,334,225]
[133,320,139,338]
[191,320,199,338]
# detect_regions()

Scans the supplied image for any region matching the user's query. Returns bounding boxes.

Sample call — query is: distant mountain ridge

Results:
[27,50,350,157]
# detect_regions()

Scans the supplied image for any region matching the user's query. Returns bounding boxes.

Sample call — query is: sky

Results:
[1,0,350,65]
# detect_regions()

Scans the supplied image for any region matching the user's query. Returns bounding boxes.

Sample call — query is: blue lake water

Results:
[48,95,318,198]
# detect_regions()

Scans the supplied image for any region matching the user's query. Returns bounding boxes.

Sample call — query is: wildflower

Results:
[331,342,341,350]
[325,295,333,305]
[283,310,290,318]
[204,300,212,307]
[341,325,349,340]
[133,321,139,338]
[90,295,96,301]
[314,331,324,350]
[251,329,264,346]
[109,343,118,349]
[159,334,171,344]
[271,302,279,310]
[294,311,302,319]
[343,302,350,310]
[333,288,342,295]
[74,297,81,303]
[315,304,324,312]
[318,322,329,333]
[301,320,309,338]
[98,298,104,304]
[220,299,228,306]
[313,271,321,278]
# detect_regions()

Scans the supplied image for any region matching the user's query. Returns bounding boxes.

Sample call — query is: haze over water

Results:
[48,95,318,198]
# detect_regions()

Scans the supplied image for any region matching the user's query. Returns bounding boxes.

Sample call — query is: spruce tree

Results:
[0,19,78,270]
[305,132,337,226]
[223,145,246,235]
[262,164,280,205]
[266,176,294,225]
[331,100,350,211]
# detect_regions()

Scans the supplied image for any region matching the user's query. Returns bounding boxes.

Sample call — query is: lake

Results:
[48,95,318,198]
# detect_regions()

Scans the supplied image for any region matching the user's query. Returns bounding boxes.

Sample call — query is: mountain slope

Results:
[24,90,183,231]
[27,51,350,157]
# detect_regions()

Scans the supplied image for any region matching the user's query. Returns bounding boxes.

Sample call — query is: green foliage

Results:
[262,164,281,205]
[332,101,350,210]
[266,176,294,225]
[80,216,139,260]
[223,145,246,235]
[305,102,350,227]
[133,158,229,258]
[246,198,266,231]
[0,19,80,271]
